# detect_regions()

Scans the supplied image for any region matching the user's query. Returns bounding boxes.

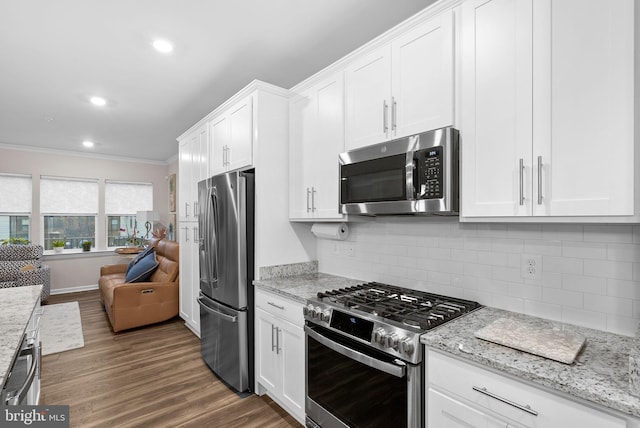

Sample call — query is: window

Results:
[105,180,153,248]
[41,176,98,250]
[0,174,32,243]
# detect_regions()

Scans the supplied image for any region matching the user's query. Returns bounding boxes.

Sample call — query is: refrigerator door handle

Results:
[198,297,238,323]
[207,185,219,286]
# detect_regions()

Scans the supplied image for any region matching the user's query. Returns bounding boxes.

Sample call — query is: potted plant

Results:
[51,240,65,253]
[81,240,92,252]
[1,237,30,245]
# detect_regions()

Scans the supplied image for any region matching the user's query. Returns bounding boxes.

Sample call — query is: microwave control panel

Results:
[417,146,443,199]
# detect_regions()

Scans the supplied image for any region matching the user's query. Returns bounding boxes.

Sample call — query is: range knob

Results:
[385,333,399,349]
[321,310,331,322]
[372,328,387,345]
[311,306,323,319]
[398,337,415,355]
[303,304,314,317]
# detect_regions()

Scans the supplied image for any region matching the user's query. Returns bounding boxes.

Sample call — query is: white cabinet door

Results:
[290,73,345,220]
[532,0,634,217]
[345,45,392,150]
[279,319,305,421]
[209,114,229,176]
[178,139,195,221]
[227,94,253,172]
[429,388,508,428]
[256,307,280,392]
[461,0,635,219]
[392,10,454,139]
[178,223,193,326]
[289,90,315,219]
[460,0,533,217]
[189,224,200,335]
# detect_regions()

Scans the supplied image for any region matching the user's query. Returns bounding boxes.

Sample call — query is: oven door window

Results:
[307,330,407,427]
[341,154,407,203]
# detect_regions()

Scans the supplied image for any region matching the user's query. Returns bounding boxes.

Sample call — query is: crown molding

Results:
[0,142,171,166]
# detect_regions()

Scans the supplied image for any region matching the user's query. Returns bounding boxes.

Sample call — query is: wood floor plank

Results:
[41,290,301,428]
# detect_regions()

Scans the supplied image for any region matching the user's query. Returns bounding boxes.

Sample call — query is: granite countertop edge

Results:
[0,285,43,387]
[422,306,640,419]
[254,272,363,304]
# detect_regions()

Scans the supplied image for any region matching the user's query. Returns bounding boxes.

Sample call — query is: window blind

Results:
[0,174,32,213]
[40,176,99,214]
[105,180,153,214]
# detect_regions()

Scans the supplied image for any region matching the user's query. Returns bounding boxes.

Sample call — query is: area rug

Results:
[40,302,85,356]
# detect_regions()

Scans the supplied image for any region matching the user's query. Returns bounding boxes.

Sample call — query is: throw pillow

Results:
[125,248,158,283]
[125,246,155,276]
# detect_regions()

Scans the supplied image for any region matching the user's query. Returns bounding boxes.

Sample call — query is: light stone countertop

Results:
[0,285,42,388]
[421,306,640,418]
[254,272,363,304]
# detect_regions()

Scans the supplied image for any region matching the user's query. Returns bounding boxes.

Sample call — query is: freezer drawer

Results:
[198,293,249,392]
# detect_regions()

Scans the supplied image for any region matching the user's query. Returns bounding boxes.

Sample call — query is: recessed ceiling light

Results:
[152,39,174,53]
[90,96,106,107]
[82,141,94,148]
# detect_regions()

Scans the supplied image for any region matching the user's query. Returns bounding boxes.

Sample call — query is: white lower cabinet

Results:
[427,350,630,428]
[178,221,200,336]
[255,288,305,424]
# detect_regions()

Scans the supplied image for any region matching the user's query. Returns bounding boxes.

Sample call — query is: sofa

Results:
[0,244,50,302]
[99,239,179,332]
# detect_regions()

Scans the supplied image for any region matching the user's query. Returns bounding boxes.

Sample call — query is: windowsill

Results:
[42,249,119,260]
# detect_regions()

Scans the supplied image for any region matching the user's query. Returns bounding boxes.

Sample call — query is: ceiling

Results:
[0,0,435,163]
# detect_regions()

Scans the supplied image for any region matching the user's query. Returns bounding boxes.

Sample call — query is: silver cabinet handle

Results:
[185,202,190,218]
[193,227,198,242]
[276,326,281,354]
[268,301,285,310]
[392,96,397,131]
[183,226,189,242]
[519,158,525,206]
[306,188,311,213]
[6,344,38,405]
[271,324,277,352]
[311,187,317,212]
[537,156,543,205]
[472,386,538,416]
[383,100,389,133]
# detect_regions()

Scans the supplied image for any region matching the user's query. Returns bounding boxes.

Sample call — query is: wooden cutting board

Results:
[474,318,586,364]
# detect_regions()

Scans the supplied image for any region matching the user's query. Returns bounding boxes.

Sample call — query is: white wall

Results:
[317,217,640,336]
[0,146,173,293]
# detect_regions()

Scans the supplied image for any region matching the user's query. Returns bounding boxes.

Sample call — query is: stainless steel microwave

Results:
[339,127,459,215]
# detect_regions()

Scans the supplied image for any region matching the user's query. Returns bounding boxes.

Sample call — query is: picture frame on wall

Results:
[168,173,176,213]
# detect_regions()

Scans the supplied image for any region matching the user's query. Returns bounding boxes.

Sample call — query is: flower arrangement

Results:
[119,226,143,247]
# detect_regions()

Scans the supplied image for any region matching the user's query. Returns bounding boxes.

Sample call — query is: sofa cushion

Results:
[125,246,155,276]
[125,249,158,283]
[0,259,41,282]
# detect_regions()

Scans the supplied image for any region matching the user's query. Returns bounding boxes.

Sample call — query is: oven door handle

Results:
[305,325,406,378]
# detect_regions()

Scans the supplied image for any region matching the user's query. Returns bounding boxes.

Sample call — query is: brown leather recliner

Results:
[99,239,179,332]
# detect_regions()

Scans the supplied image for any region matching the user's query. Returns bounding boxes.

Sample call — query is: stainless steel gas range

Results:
[303,282,480,428]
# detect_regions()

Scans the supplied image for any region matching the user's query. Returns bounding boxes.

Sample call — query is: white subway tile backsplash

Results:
[317,219,639,336]
[607,243,640,263]
[523,300,562,322]
[562,274,607,295]
[542,287,583,309]
[542,255,583,275]
[562,241,607,260]
[584,259,633,280]
[583,225,634,243]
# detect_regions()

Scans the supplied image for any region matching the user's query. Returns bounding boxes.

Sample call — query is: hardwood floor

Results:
[41,290,301,428]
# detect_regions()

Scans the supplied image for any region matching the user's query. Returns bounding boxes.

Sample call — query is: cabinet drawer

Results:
[427,350,625,428]
[255,288,303,326]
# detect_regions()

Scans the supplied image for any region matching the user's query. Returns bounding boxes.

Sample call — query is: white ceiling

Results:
[0,0,435,163]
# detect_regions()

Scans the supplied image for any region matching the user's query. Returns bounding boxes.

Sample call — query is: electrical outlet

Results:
[345,243,355,257]
[521,254,542,280]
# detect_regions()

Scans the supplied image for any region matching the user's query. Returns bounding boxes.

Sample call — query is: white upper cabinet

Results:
[461,0,635,220]
[345,9,454,150]
[178,124,209,222]
[210,94,253,175]
[290,72,345,221]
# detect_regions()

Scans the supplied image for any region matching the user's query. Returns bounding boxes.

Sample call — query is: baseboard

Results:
[50,284,99,295]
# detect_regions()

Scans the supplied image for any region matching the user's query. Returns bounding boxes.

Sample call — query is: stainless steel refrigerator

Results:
[197,169,254,393]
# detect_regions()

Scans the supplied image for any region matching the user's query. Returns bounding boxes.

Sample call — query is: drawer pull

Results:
[268,302,285,310]
[472,386,538,416]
